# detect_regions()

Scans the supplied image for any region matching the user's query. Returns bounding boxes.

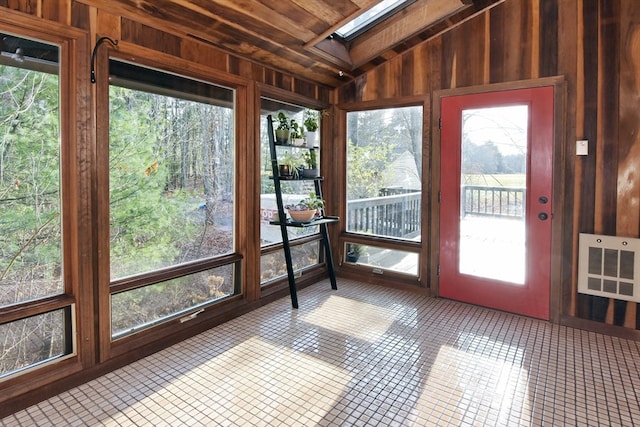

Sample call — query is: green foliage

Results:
[347,140,395,199]
[0,64,62,300]
[289,119,303,138]
[286,192,324,210]
[303,109,319,132]
[301,150,317,169]
[276,112,290,131]
[108,86,235,278]
[345,106,422,199]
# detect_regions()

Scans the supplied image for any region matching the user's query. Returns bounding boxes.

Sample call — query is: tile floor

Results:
[2,279,640,426]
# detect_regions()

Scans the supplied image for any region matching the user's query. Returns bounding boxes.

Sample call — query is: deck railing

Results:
[462,185,525,219]
[347,192,421,238]
[345,186,524,239]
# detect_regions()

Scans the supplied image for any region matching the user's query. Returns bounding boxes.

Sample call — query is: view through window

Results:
[108,61,236,337]
[346,106,422,240]
[259,98,321,284]
[0,34,72,378]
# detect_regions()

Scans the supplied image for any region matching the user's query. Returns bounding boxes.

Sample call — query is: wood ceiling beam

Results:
[78,0,345,86]
[348,0,468,68]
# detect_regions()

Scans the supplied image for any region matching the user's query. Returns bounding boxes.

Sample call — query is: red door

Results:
[439,87,554,320]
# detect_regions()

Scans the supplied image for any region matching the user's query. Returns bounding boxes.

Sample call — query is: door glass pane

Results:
[459,106,528,284]
[0,36,61,306]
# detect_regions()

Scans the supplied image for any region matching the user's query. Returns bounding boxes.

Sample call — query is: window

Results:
[346,106,423,241]
[333,0,415,41]
[0,34,74,378]
[259,98,322,284]
[108,61,237,337]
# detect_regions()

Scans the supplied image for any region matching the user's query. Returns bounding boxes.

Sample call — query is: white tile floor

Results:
[2,279,640,426]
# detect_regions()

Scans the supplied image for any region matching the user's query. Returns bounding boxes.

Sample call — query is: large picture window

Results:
[259,98,322,284]
[346,106,423,241]
[0,34,73,378]
[108,61,236,337]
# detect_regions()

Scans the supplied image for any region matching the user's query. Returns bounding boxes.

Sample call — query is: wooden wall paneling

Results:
[556,0,579,318]
[538,0,558,78]
[594,0,621,325]
[597,0,623,326]
[488,0,506,83]
[451,15,487,88]
[293,78,316,99]
[71,1,90,30]
[529,0,541,79]
[618,0,640,328]
[235,58,254,80]
[575,0,603,323]
[368,65,386,102]
[414,42,435,97]
[227,55,240,76]
[440,30,455,89]
[401,47,416,97]
[420,93,432,290]
[180,37,231,73]
[426,38,443,95]
[488,0,536,82]
[72,33,96,369]
[42,0,71,24]
[386,55,403,100]
[121,19,181,56]
[95,9,120,41]
[2,0,38,14]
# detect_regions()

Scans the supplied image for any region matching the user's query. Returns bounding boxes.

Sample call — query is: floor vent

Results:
[578,233,640,302]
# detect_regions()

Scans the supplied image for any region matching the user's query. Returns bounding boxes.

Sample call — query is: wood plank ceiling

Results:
[80,0,502,88]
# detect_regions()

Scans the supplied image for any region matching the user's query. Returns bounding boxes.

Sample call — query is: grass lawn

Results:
[462,173,525,187]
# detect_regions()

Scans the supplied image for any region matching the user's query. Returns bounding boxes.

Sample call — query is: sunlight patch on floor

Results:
[302,295,397,342]
[110,336,353,426]
[415,333,531,425]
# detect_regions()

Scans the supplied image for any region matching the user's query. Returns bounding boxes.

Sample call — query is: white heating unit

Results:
[578,233,640,302]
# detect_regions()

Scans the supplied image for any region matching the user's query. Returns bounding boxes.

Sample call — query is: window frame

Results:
[0,11,89,390]
[256,85,330,291]
[337,98,428,286]
[97,48,249,360]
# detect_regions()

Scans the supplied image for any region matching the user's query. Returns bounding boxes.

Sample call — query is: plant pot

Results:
[287,208,316,222]
[275,129,289,145]
[301,168,319,178]
[291,137,305,147]
[279,164,293,178]
[305,131,317,147]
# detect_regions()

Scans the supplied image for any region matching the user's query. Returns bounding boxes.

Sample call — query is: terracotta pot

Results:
[288,208,316,222]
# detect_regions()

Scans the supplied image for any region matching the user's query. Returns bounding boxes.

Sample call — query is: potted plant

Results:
[279,151,301,179]
[289,119,305,146]
[285,192,324,222]
[300,150,319,178]
[346,243,364,262]
[275,112,290,144]
[303,109,319,147]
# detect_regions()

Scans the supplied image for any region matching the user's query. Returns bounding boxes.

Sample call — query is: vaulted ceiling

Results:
[80,0,502,88]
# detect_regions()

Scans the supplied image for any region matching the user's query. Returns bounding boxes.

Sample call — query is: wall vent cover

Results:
[578,233,640,302]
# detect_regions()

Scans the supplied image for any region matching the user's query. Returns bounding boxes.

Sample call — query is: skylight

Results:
[333,0,414,41]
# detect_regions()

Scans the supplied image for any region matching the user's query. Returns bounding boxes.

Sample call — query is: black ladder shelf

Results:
[266,114,338,308]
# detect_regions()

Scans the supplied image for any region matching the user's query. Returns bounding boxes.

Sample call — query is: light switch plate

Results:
[577,140,588,156]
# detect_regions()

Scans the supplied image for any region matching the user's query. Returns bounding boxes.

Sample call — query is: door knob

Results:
[538,212,548,220]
